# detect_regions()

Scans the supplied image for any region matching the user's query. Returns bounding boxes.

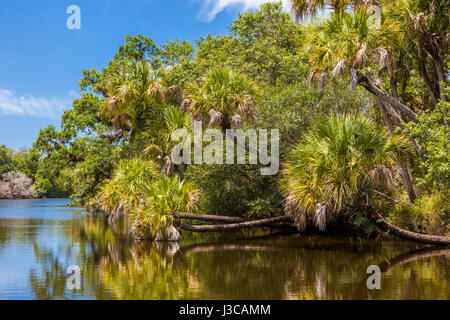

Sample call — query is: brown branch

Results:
[175,213,248,223]
[179,216,291,233]
[366,204,450,246]
[359,71,418,123]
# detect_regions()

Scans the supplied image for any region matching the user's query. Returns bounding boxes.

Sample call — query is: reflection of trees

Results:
[29,242,68,300]
[0,218,40,251]
[284,244,450,300]
[371,246,450,300]
[173,238,449,300]
[173,237,380,299]
[25,214,450,300]
[98,242,194,299]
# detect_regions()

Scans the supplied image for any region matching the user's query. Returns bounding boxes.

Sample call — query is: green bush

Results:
[388,192,449,236]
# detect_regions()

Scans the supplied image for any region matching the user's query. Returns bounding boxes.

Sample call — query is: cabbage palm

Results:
[305,9,420,201]
[183,67,259,131]
[385,0,448,104]
[130,175,200,240]
[88,158,160,223]
[280,114,450,245]
[88,158,199,240]
[290,0,377,21]
[305,8,417,122]
[280,114,414,231]
[142,106,192,175]
[103,61,179,138]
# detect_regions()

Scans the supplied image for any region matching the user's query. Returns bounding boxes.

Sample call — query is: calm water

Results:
[0,199,448,300]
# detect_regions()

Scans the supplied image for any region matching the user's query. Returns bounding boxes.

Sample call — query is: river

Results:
[0,199,448,300]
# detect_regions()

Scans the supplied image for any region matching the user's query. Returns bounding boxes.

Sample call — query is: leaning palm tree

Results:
[183,67,260,131]
[103,61,179,140]
[305,8,417,122]
[130,175,200,241]
[280,114,450,245]
[88,157,200,241]
[87,158,160,224]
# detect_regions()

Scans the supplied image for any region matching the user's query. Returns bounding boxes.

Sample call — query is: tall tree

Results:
[303,8,419,201]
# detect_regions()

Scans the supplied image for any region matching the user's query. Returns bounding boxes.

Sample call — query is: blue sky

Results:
[0,0,290,150]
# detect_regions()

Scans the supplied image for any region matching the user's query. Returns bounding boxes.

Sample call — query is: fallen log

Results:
[175,213,248,223]
[366,205,450,246]
[179,216,291,232]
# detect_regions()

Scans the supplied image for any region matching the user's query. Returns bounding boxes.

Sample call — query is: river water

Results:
[0,199,448,300]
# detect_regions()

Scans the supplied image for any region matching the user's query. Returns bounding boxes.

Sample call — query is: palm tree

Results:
[88,158,160,224]
[103,61,179,140]
[305,8,419,119]
[130,175,200,240]
[304,8,420,201]
[183,67,259,131]
[385,0,448,104]
[141,106,192,175]
[280,114,449,245]
[290,0,377,21]
[88,157,200,241]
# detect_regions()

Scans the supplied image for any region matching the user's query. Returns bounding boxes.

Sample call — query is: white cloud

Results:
[0,89,76,119]
[197,0,292,22]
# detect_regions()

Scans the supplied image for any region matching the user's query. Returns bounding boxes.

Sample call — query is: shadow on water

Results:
[0,199,448,300]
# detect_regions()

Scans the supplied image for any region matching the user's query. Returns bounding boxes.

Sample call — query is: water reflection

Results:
[0,199,448,300]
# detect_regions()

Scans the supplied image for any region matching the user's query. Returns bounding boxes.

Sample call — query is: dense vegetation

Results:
[0,145,38,178]
[9,1,449,241]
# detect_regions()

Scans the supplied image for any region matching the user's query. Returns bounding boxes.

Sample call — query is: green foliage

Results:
[406,102,449,191]
[17,0,448,239]
[89,158,199,238]
[388,192,449,236]
[258,81,369,158]
[280,114,414,230]
[0,145,15,174]
[185,164,282,218]
[0,146,38,178]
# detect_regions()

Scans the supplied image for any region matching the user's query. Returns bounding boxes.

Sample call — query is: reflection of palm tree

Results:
[62,215,450,300]
[378,246,450,274]
[98,242,193,299]
[29,242,69,300]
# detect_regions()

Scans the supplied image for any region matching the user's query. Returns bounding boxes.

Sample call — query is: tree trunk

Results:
[359,71,418,123]
[366,204,450,246]
[398,163,416,203]
[431,53,447,102]
[175,213,248,223]
[179,216,291,232]
[390,74,398,100]
[418,46,439,105]
[377,100,417,202]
